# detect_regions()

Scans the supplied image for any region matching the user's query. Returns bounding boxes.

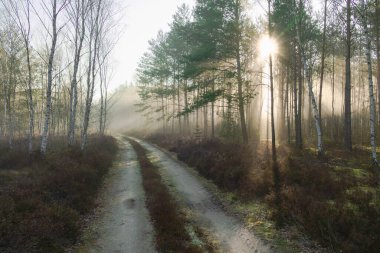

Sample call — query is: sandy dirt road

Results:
[74,140,156,253]
[131,137,272,253]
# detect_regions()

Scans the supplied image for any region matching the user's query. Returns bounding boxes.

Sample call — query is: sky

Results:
[109,0,322,92]
[109,0,195,91]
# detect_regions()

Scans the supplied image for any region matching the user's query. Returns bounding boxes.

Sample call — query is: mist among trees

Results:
[0,0,118,153]
[137,0,380,165]
[1,0,380,252]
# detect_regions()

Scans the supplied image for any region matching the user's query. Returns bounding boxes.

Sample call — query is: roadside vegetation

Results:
[127,138,215,253]
[147,134,380,253]
[0,135,118,253]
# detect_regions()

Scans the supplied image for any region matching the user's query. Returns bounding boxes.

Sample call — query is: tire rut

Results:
[131,137,272,253]
[73,140,156,253]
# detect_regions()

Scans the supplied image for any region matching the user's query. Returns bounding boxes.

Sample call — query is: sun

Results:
[258,35,278,59]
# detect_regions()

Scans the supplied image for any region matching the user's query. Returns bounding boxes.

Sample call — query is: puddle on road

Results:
[71,140,156,253]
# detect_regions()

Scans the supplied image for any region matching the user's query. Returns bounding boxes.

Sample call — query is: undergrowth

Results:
[0,135,118,253]
[148,133,380,253]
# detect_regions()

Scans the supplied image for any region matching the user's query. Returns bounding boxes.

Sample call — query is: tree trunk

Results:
[40,0,58,154]
[268,0,277,162]
[344,0,352,151]
[26,44,34,154]
[318,0,327,131]
[294,0,323,155]
[297,48,303,149]
[211,80,215,138]
[361,0,378,164]
[177,70,182,134]
[99,67,104,134]
[234,3,248,144]
[286,65,291,144]
[69,0,86,145]
[103,81,108,133]
[81,0,101,150]
[293,47,299,147]
[184,79,189,135]
[331,52,335,140]
[376,0,380,127]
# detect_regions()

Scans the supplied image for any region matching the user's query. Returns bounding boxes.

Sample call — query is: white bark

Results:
[81,0,101,150]
[98,59,104,134]
[360,0,378,164]
[294,0,323,155]
[68,0,87,146]
[40,0,60,154]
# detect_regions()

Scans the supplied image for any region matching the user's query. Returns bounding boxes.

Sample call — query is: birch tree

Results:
[0,21,23,149]
[2,0,35,153]
[357,0,378,165]
[81,0,102,150]
[40,0,68,154]
[294,0,323,155]
[318,0,327,129]
[67,0,88,146]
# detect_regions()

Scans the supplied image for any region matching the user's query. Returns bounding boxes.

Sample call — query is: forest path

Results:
[131,137,272,253]
[73,139,156,253]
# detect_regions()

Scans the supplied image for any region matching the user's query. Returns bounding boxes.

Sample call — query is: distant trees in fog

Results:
[136,0,380,164]
[0,0,118,153]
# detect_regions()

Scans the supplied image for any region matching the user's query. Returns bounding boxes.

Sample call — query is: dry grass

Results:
[128,138,205,253]
[0,135,118,253]
[148,133,380,253]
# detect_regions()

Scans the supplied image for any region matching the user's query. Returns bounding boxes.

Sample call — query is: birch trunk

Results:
[99,69,104,134]
[102,81,108,134]
[376,0,380,127]
[40,0,58,154]
[26,43,34,154]
[68,0,87,145]
[81,0,101,150]
[81,33,94,150]
[318,0,327,129]
[294,0,323,155]
[360,0,378,164]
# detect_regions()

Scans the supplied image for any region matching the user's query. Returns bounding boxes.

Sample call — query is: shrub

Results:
[152,134,380,253]
[0,135,118,252]
[279,155,380,252]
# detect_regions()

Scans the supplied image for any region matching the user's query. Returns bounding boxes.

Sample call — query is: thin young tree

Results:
[1,0,35,153]
[318,0,327,130]
[40,0,68,154]
[68,0,88,146]
[294,0,323,155]
[357,0,378,165]
[344,0,352,151]
[81,0,102,150]
[268,0,281,223]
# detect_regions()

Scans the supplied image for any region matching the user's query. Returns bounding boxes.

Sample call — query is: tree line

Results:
[137,0,380,164]
[0,0,117,154]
